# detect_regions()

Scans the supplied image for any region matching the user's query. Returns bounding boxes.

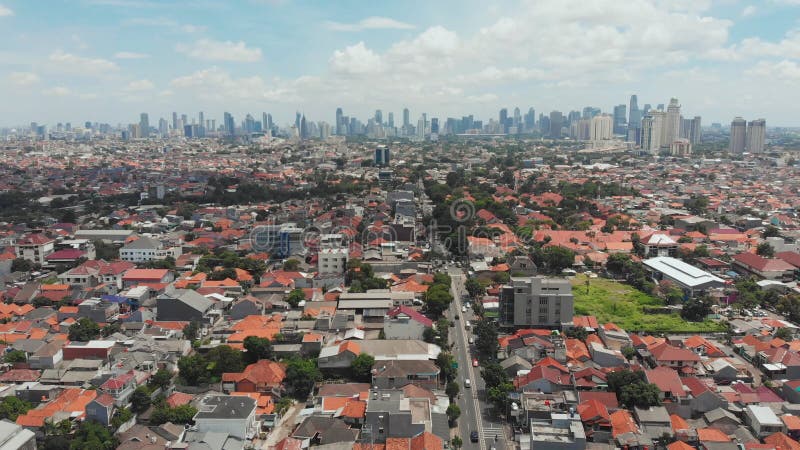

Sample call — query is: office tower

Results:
[590,114,613,141]
[65,123,71,131]
[525,108,535,131]
[417,118,425,139]
[388,112,394,128]
[747,119,766,153]
[294,112,300,130]
[539,115,550,134]
[198,111,204,132]
[319,121,331,139]
[663,98,681,146]
[431,118,439,134]
[223,112,235,136]
[243,114,254,133]
[335,108,343,135]
[403,108,410,128]
[375,145,390,166]
[158,118,169,137]
[375,110,383,125]
[641,111,666,153]
[729,117,747,154]
[642,104,651,115]
[300,115,309,140]
[139,113,150,138]
[680,116,702,144]
[172,112,178,130]
[549,111,563,138]
[211,119,216,132]
[613,104,627,135]
[499,108,508,133]
[570,118,591,140]
[500,277,574,327]
[629,95,641,130]
[181,114,188,126]
[513,107,521,128]
[567,110,581,125]
[656,104,664,111]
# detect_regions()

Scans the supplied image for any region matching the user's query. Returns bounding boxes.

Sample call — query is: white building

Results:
[119,236,182,263]
[670,139,692,156]
[747,119,766,153]
[590,115,613,141]
[318,248,348,274]
[193,395,258,440]
[664,98,681,146]
[14,234,55,265]
[641,111,665,153]
[744,405,784,438]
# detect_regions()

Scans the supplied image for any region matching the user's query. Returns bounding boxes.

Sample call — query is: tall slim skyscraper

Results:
[513,107,521,129]
[549,111,563,138]
[629,95,640,129]
[747,119,766,153]
[300,114,309,140]
[295,112,301,130]
[729,117,747,154]
[525,108,535,131]
[403,108,410,128]
[139,113,150,138]
[172,112,178,130]
[499,108,508,133]
[374,110,383,126]
[223,112,235,136]
[663,98,681,146]
[680,116,702,144]
[388,112,394,128]
[198,111,204,133]
[335,108,343,135]
[431,118,439,134]
[590,114,613,141]
[613,105,627,135]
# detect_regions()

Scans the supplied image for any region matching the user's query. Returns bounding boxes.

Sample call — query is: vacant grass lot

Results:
[571,274,725,333]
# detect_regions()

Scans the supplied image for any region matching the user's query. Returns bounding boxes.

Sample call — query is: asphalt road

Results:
[447,266,507,450]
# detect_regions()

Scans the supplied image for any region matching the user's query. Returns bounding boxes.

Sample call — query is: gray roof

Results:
[123,236,161,250]
[161,289,213,313]
[194,395,256,420]
[634,406,671,424]
[704,407,741,424]
[642,257,725,288]
[0,419,35,449]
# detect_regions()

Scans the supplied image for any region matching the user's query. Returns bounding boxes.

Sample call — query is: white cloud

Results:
[123,79,154,91]
[326,16,415,32]
[0,4,13,16]
[175,39,262,62]
[329,42,383,75]
[741,5,757,16]
[48,50,119,76]
[123,17,205,33]
[747,60,800,81]
[42,86,72,97]
[114,51,150,59]
[180,24,206,33]
[466,93,499,103]
[170,67,298,102]
[8,72,40,86]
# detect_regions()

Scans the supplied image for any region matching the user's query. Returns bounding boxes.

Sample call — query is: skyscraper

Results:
[747,119,766,153]
[403,108,410,128]
[613,105,627,135]
[388,112,394,128]
[590,114,613,141]
[663,98,681,147]
[244,114,256,133]
[139,113,150,138]
[172,112,178,130]
[629,95,641,130]
[641,111,666,153]
[223,112,235,136]
[374,110,383,126]
[729,117,747,154]
[549,111,563,138]
[295,112,301,130]
[680,116,702,145]
[499,108,508,133]
[513,107,521,129]
[525,108,535,131]
[335,108,343,135]
[198,111,205,135]
[430,118,439,134]
[300,114,309,140]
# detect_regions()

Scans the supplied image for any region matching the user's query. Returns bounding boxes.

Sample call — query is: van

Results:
[461,306,467,313]
[468,337,474,344]
[465,321,471,330]
[464,379,471,388]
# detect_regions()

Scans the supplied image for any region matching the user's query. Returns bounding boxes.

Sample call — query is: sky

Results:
[1,0,800,128]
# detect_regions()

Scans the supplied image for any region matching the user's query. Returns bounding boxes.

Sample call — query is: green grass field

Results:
[572,274,725,333]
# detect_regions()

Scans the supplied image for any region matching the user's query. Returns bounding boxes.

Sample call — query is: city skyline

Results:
[1,1,800,126]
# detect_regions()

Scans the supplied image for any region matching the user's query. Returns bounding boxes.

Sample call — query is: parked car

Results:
[471,431,479,442]
[472,358,479,367]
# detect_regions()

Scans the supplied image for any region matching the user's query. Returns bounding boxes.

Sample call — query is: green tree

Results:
[565,327,588,341]
[446,381,460,400]
[178,354,208,386]
[464,278,485,298]
[619,382,662,408]
[763,225,781,238]
[446,404,461,427]
[681,296,713,322]
[423,284,453,319]
[130,386,152,413]
[0,396,32,421]
[451,436,463,449]
[285,357,322,399]
[481,363,509,389]
[607,369,645,394]
[275,397,293,415]
[68,318,100,342]
[111,407,133,429]
[775,327,794,341]
[422,327,437,344]
[757,242,775,257]
[351,353,376,382]
[150,404,198,425]
[475,319,499,360]
[4,349,26,363]
[606,253,631,275]
[622,346,637,360]
[183,321,200,341]
[286,288,305,308]
[486,383,514,417]
[684,194,709,215]
[10,258,33,273]
[205,345,245,377]
[149,369,172,391]
[542,246,576,273]
[283,259,300,271]
[435,352,457,383]
[69,420,118,450]
[243,336,273,362]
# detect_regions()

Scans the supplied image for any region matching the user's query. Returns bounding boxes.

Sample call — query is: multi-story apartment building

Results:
[500,277,574,329]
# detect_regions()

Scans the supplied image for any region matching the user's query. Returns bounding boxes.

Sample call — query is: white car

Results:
[461,306,467,313]
[464,379,471,388]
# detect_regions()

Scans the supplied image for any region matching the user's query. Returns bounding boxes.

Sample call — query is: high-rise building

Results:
[300,114,309,140]
[499,108,508,133]
[198,111,204,134]
[729,117,747,154]
[375,145,390,166]
[567,110,581,126]
[663,98,681,147]
[680,116,702,144]
[613,104,627,135]
[500,277,574,328]
[139,113,150,138]
[244,114,256,133]
[642,104,651,116]
[525,108,535,131]
[641,111,666,153]
[375,110,383,125]
[513,107,521,129]
[403,108,410,128]
[670,139,692,156]
[629,95,641,130]
[430,118,439,134]
[549,111,563,138]
[582,107,600,119]
[172,112,178,130]
[158,118,169,137]
[539,114,550,134]
[747,119,766,153]
[335,108,343,135]
[570,118,591,140]
[388,112,394,128]
[223,112,235,136]
[590,114,613,141]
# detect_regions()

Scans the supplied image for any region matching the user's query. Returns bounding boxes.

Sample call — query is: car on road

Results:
[461,306,467,313]
[470,431,479,442]
[468,337,474,345]
[464,378,471,388]
[472,358,479,367]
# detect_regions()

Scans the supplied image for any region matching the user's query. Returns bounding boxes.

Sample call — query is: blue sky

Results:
[1,0,800,127]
